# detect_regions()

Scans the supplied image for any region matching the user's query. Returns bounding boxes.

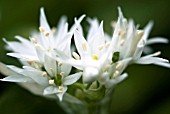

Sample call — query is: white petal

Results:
[0,75,33,82]
[87,21,105,55]
[63,72,82,85]
[40,7,51,32]
[55,16,67,39]
[44,54,57,76]
[43,86,58,95]
[20,82,45,95]
[143,46,153,54]
[4,39,35,55]
[57,86,67,101]
[0,62,16,76]
[21,67,49,86]
[141,21,153,42]
[87,18,99,41]
[154,62,170,68]
[74,17,84,35]
[147,37,169,45]
[15,35,34,48]
[61,64,72,76]
[70,14,86,34]
[74,30,90,59]
[7,53,39,61]
[105,73,128,88]
[136,57,169,64]
[35,47,45,62]
[7,65,23,74]
[57,33,72,57]
[133,44,144,60]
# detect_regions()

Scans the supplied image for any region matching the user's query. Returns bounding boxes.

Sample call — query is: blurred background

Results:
[0,0,170,114]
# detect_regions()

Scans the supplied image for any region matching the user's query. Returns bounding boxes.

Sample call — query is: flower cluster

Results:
[0,7,169,101]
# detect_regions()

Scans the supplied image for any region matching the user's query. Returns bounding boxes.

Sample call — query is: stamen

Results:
[58,62,62,67]
[72,52,80,60]
[137,30,144,38]
[113,70,119,78]
[92,54,99,60]
[111,20,117,28]
[82,42,87,51]
[103,64,110,72]
[52,27,56,34]
[50,68,56,76]
[116,63,123,70]
[27,61,33,65]
[120,39,125,46]
[98,45,103,50]
[105,42,110,48]
[153,51,161,56]
[39,26,45,32]
[42,71,47,77]
[45,32,50,37]
[49,79,54,85]
[35,44,42,50]
[30,38,37,43]
[142,39,145,45]
[118,29,126,37]
[118,29,122,36]
[58,86,63,93]
[60,72,64,76]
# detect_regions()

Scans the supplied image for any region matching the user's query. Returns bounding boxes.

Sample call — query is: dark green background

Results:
[0,0,170,114]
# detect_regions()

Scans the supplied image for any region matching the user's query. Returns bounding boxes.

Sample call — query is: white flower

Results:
[107,7,170,68]
[1,8,84,101]
[0,65,82,101]
[56,7,170,89]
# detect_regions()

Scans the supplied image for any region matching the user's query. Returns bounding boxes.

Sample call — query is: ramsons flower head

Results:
[56,7,170,90]
[0,7,169,102]
[1,8,84,101]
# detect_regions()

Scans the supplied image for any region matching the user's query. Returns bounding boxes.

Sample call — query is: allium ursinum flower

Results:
[56,7,170,90]
[0,8,85,101]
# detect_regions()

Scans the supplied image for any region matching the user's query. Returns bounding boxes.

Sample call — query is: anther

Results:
[42,72,47,77]
[39,26,45,32]
[35,44,42,50]
[58,86,63,93]
[52,27,56,34]
[113,70,119,78]
[137,30,144,38]
[98,45,103,50]
[45,32,50,37]
[116,63,123,70]
[50,68,56,76]
[60,72,64,76]
[105,42,110,48]
[120,39,125,46]
[58,62,62,67]
[30,38,37,43]
[49,79,54,85]
[153,51,161,56]
[72,52,80,60]
[111,20,117,28]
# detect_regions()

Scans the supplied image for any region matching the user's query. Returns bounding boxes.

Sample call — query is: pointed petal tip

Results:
[117,6,123,17]
[40,7,44,12]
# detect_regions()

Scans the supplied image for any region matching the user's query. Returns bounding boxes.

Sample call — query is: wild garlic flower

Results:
[0,7,169,102]
[1,8,84,101]
[56,7,170,90]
